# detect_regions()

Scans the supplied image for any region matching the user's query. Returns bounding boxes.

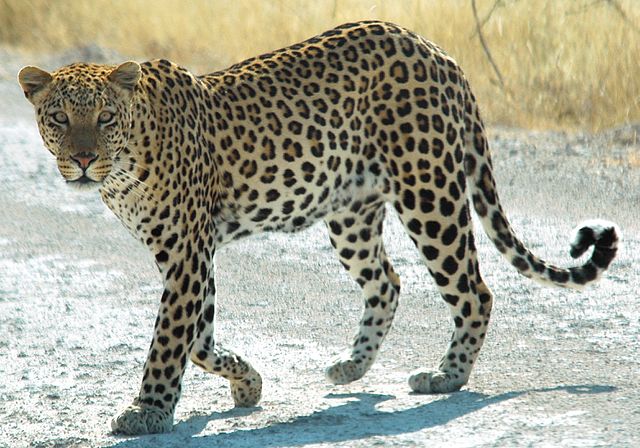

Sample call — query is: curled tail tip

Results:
[569,219,620,261]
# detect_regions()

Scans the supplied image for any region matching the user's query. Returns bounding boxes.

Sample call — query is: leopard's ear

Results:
[108,61,141,92]
[18,66,53,104]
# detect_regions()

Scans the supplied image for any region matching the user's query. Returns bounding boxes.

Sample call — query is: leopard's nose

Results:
[70,152,98,169]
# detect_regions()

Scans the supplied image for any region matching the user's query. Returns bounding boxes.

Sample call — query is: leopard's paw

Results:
[111,403,173,435]
[325,356,366,385]
[408,369,465,394]
[230,369,262,407]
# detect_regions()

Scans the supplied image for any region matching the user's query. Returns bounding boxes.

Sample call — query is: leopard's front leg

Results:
[111,243,211,435]
[190,266,262,407]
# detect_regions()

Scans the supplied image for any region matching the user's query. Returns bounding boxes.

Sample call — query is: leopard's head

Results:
[18,62,141,190]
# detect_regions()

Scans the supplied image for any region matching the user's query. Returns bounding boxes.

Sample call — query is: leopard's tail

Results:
[461,82,619,289]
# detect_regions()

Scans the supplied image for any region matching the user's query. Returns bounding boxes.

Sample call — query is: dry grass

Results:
[1,0,639,130]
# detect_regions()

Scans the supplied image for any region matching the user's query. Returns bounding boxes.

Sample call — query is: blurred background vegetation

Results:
[0,0,638,131]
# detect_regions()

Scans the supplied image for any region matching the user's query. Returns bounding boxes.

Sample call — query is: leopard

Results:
[18,21,619,435]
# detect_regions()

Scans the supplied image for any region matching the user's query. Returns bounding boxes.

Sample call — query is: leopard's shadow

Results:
[108,384,615,448]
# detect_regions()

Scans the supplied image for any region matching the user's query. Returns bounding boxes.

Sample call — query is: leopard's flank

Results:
[19,21,619,435]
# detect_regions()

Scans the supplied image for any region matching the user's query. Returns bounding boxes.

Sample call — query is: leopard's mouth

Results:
[66,174,103,191]
[71,175,95,184]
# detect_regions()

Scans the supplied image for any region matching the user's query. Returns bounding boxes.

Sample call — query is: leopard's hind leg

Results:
[396,195,494,393]
[324,197,401,385]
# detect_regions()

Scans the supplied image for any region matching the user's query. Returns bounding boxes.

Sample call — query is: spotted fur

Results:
[18,21,619,435]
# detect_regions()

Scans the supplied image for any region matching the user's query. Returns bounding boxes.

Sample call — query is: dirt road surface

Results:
[0,67,638,447]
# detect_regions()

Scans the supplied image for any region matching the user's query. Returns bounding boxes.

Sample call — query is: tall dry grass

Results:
[1,0,638,130]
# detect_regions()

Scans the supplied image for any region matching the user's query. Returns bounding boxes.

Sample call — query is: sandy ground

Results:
[0,56,639,447]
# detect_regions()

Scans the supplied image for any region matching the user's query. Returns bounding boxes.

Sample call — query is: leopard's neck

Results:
[99,79,162,238]
[100,68,218,244]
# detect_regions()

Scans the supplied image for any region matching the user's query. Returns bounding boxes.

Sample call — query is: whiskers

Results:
[128,162,151,173]
[107,168,157,202]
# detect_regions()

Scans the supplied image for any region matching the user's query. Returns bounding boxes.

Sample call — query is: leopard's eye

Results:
[98,110,115,125]
[51,111,68,125]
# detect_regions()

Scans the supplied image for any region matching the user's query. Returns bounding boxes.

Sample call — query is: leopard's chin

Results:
[65,175,103,192]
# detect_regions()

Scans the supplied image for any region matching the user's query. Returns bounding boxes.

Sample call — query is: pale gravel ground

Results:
[0,54,639,447]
